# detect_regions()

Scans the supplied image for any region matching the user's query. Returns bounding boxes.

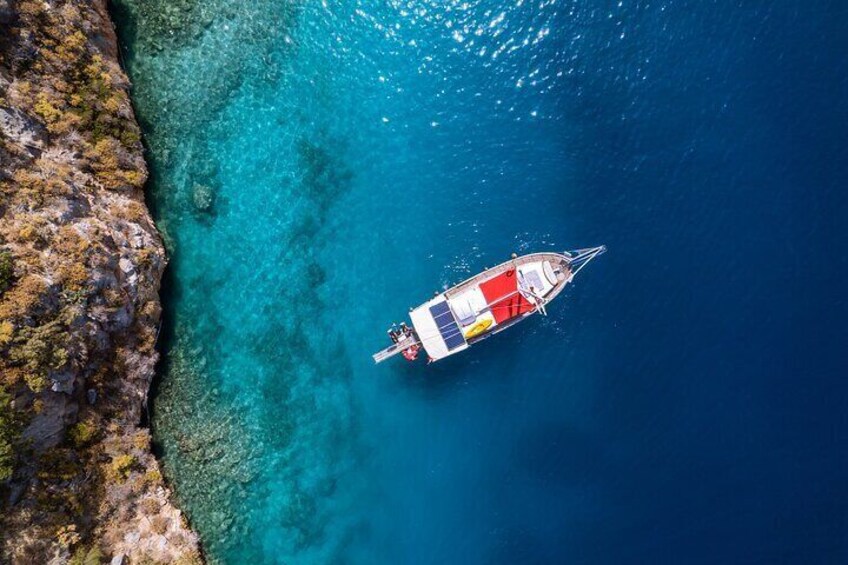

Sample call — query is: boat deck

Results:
[444,252,571,301]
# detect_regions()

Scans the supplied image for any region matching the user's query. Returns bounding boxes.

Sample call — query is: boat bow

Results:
[563,245,606,281]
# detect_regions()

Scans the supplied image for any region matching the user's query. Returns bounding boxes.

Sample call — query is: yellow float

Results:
[464,318,493,339]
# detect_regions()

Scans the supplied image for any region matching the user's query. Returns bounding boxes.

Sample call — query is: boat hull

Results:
[372,247,604,364]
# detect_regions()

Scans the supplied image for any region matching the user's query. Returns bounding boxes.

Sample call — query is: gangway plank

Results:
[372,335,422,364]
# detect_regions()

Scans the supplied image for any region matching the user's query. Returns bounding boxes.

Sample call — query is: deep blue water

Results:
[113,0,848,563]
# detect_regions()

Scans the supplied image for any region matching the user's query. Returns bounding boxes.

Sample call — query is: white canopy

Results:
[410,295,469,361]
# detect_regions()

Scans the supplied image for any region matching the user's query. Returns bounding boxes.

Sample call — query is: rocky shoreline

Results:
[0,1,200,562]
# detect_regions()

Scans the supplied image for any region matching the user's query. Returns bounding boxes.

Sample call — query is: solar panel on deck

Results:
[429,301,465,351]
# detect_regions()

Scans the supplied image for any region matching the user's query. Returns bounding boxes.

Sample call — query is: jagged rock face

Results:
[0,106,47,152]
[0,0,14,25]
[0,1,200,563]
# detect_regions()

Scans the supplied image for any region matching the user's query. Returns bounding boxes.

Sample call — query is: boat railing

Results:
[444,251,566,299]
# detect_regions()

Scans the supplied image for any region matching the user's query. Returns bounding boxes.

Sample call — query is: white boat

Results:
[372,246,606,364]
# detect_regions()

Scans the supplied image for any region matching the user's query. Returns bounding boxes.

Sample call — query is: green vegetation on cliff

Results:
[0,251,13,295]
[0,387,18,481]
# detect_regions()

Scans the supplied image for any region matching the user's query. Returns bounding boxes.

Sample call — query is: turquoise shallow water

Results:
[113,1,848,563]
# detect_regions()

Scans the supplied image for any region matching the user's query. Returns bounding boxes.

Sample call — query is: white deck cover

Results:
[517,262,556,297]
[450,286,488,326]
[410,295,469,361]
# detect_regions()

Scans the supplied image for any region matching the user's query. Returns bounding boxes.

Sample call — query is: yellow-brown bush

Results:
[55,524,80,549]
[142,467,163,487]
[0,321,14,346]
[8,320,69,393]
[149,515,169,535]
[15,218,49,246]
[12,168,48,208]
[68,420,97,448]
[132,430,151,451]
[58,263,89,293]
[140,497,161,516]
[23,372,49,394]
[34,92,62,125]
[69,545,102,565]
[121,200,148,224]
[108,453,137,482]
[0,274,47,320]
[54,225,90,259]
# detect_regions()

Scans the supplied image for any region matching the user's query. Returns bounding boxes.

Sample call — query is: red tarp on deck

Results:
[479,269,535,324]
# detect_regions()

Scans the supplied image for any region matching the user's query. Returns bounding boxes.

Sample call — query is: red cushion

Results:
[479,269,535,324]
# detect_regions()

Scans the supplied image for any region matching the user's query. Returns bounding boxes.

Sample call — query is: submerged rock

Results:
[191,182,216,213]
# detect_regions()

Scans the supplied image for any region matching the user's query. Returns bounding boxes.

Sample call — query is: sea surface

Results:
[112,1,847,563]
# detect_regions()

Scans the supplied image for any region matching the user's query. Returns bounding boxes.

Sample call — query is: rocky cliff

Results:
[0,1,200,562]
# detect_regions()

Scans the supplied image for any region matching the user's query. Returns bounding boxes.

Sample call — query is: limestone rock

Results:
[0,106,46,152]
[21,393,77,451]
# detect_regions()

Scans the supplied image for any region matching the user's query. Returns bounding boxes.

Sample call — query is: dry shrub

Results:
[68,420,97,448]
[107,453,136,482]
[139,497,160,516]
[0,321,14,346]
[58,263,88,293]
[0,274,47,319]
[132,431,150,451]
[149,515,169,535]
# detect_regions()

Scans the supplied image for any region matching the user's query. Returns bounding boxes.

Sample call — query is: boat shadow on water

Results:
[387,320,534,399]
